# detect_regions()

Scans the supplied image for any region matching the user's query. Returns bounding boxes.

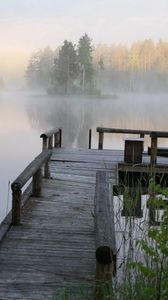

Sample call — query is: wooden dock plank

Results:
[2,146,168,299]
[0,148,118,299]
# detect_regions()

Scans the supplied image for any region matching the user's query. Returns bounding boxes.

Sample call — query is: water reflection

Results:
[26,93,168,149]
[0,91,41,223]
[1,91,168,224]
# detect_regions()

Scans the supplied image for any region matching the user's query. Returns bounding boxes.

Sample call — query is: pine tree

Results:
[78,33,94,93]
[52,40,79,94]
[25,48,54,89]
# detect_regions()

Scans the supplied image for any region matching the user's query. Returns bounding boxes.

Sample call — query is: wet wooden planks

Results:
[0,148,118,300]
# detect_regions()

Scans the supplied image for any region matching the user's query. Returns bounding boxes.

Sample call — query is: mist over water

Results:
[1,89,168,223]
[0,90,41,223]
[27,92,168,149]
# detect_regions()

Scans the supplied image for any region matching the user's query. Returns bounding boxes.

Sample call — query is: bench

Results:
[148,147,168,157]
[124,138,144,163]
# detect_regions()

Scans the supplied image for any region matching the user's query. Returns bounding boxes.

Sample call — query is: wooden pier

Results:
[1,127,168,299]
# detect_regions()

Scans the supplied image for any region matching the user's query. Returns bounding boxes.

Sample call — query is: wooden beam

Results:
[32,168,42,197]
[40,128,61,139]
[12,150,51,189]
[12,183,22,225]
[98,132,104,150]
[88,129,92,149]
[48,136,53,149]
[42,136,48,151]
[95,171,116,275]
[11,150,51,225]
[150,135,158,165]
[97,127,168,137]
[97,127,151,135]
[59,129,62,147]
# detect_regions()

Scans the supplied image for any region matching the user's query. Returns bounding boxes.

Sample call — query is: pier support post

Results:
[150,134,157,166]
[44,160,50,179]
[48,136,53,149]
[88,129,92,149]
[59,129,62,147]
[95,171,116,299]
[54,133,58,148]
[42,136,49,177]
[33,168,42,197]
[95,262,113,300]
[98,132,104,150]
[42,136,48,151]
[149,134,158,225]
[12,183,22,225]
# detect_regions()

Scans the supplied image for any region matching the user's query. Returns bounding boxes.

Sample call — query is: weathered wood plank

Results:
[0,147,120,299]
[95,172,116,266]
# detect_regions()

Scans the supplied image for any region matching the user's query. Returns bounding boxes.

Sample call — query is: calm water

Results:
[1,90,168,223]
[0,91,41,223]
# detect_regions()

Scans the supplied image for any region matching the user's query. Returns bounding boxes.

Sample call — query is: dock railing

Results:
[97,127,168,165]
[40,128,62,177]
[11,128,62,226]
[11,150,51,226]
[40,128,62,150]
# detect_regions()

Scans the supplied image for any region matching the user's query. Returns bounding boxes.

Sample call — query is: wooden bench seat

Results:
[124,138,144,163]
[148,147,168,157]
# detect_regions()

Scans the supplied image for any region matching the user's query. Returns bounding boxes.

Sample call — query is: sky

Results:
[1,0,168,84]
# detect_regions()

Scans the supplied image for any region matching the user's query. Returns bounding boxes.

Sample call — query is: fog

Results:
[0,90,41,222]
[1,89,168,223]
[26,92,168,149]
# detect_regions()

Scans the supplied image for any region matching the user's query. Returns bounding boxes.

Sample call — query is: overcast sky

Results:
[0,0,168,83]
[1,0,168,52]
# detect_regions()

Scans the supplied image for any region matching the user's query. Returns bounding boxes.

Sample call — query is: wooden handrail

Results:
[97,127,152,135]
[40,128,60,139]
[97,127,152,150]
[0,184,32,242]
[40,128,62,177]
[96,127,168,165]
[94,171,116,298]
[11,150,52,225]
[40,128,62,150]
[12,150,51,189]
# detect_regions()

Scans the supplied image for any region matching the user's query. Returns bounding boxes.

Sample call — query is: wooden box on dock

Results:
[124,138,144,163]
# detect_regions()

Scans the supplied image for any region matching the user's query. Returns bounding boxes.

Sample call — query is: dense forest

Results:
[25,36,168,94]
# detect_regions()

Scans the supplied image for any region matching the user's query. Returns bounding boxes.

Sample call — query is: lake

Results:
[0,90,168,223]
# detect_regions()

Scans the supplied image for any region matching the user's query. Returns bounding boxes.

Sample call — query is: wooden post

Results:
[148,181,156,226]
[98,132,104,150]
[54,132,59,148]
[95,262,113,300]
[88,129,92,149]
[42,137,48,151]
[32,168,42,196]
[12,183,22,225]
[44,160,50,179]
[140,133,144,151]
[151,135,157,165]
[59,129,62,147]
[42,136,50,177]
[48,136,53,149]
[95,171,116,299]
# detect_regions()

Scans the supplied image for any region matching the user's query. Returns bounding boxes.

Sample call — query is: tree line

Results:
[26,38,168,94]
[26,34,95,95]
